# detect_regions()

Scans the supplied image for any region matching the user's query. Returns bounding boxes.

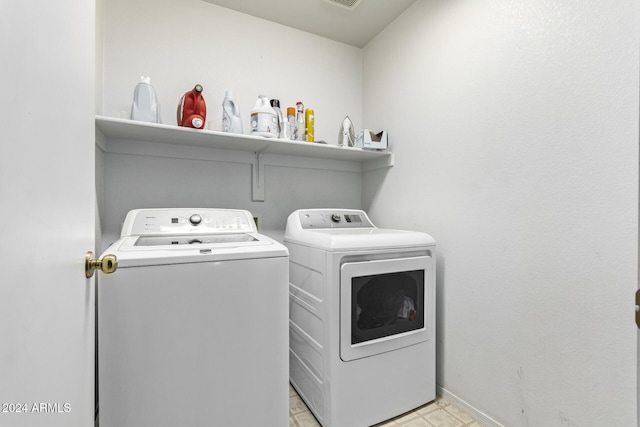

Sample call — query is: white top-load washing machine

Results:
[285,209,436,427]
[98,208,289,427]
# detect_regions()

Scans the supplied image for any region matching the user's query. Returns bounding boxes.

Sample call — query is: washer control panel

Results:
[298,209,374,229]
[121,208,257,237]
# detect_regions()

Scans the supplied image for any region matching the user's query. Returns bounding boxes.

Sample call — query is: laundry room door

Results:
[0,1,96,427]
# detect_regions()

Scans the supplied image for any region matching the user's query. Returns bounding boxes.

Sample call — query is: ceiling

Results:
[201,0,418,48]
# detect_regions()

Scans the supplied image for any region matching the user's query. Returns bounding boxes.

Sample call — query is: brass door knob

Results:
[85,251,118,278]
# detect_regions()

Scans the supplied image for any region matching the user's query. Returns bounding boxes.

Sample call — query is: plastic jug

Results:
[130,76,161,123]
[177,84,206,129]
[250,95,278,138]
[221,90,243,134]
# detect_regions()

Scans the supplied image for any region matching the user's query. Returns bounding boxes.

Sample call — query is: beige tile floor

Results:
[289,384,484,427]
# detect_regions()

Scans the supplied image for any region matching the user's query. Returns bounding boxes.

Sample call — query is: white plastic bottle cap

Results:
[192,117,203,128]
[140,76,151,84]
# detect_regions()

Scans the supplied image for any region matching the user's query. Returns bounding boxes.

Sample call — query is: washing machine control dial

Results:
[189,214,202,225]
[331,213,341,223]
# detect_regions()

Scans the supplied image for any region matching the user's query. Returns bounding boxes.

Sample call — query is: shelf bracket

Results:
[252,151,265,201]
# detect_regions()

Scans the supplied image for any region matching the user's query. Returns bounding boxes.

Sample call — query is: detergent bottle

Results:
[177,84,206,129]
[221,90,243,134]
[130,76,161,123]
[250,95,278,138]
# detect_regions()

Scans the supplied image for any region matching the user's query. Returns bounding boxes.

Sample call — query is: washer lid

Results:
[103,233,287,267]
[134,234,257,246]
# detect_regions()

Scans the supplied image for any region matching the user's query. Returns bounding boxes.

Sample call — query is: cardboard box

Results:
[355,129,388,150]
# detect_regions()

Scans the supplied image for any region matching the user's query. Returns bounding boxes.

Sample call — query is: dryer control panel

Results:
[120,208,257,237]
[297,209,375,229]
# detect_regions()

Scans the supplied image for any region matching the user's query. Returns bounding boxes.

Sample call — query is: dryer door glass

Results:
[352,270,424,344]
[340,255,434,362]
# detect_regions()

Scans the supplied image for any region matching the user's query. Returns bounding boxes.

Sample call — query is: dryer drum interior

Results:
[351,270,424,344]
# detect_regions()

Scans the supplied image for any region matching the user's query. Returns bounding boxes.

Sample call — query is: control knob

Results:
[189,214,202,225]
[331,213,341,223]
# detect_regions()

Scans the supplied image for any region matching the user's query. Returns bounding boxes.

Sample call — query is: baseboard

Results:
[437,385,504,427]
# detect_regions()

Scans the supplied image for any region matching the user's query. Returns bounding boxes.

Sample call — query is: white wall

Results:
[100,150,362,244]
[99,0,365,242]
[363,1,638,426]
[101,0,363,139]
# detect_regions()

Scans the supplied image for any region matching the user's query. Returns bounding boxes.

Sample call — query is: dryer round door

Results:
[339,255,434,361]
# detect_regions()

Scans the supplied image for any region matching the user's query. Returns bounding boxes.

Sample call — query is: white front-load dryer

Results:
[285,209,436,427]
[97,208,289,427]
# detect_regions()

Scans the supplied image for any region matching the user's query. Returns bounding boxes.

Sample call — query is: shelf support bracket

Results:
[252,151,265,201]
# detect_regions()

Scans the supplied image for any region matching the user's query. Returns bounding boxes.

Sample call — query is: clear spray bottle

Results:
[295,102,305,141]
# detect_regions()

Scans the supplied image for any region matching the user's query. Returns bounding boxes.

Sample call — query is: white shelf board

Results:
[95,115,392,163]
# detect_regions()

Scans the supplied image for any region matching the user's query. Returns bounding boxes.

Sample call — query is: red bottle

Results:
[177,84,206,129]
